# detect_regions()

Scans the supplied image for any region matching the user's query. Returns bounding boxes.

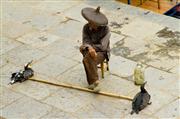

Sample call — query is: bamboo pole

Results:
[29,78,133,101]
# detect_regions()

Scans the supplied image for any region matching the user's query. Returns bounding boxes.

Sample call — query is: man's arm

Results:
[80,25,97,60]
[82,25,92,48]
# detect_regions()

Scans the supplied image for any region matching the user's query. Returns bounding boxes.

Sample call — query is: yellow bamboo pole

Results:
[29,78,133,101]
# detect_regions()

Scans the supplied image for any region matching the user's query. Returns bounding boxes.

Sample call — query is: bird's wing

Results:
[132,93,143,110]
[140,93,150,109]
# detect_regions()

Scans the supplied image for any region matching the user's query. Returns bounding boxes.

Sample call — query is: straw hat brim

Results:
[81,7,108,26]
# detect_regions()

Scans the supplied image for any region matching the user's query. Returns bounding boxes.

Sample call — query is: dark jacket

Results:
[82,24,111,61]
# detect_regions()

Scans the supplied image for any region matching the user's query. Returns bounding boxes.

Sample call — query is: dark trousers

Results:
[80,48,105,85]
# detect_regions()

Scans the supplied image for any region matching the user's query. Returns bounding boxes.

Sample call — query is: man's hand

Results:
[88,47,97,60]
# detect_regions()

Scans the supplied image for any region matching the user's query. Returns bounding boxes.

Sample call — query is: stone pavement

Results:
[1,0,179,118]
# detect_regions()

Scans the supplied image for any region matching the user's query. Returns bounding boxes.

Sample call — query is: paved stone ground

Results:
[1,0,179,118]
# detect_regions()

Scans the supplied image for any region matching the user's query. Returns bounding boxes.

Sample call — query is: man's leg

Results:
[83,52,105,85]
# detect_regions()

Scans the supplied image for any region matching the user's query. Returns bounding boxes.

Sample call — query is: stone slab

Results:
[40,39,80,58]
[2,2,35,22]
[1,97,52,119]
[40,108,78,119]
[16,32,60,48]
[74,103,108,118]
[110,32,125,48]
[154,99,180,118]
[11,80,59,100]
[144,67,178,92]
[27,11,66,31]
[1,37,22,55]
[89,95,130,118]
[49,20,83,40]
[120,18,164,40]
[109,55,137,77]
[42,88,94,113]
[111,36,149,58]
[57,64,87,87]
[98,75,137,96]
[2,20,34,39]
[0,86,22,109]
[33,1,81,13]
[4,45,47,66]
[33,54,78,78]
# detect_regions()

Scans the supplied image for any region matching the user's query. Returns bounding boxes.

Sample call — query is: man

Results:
[80,6,111,90]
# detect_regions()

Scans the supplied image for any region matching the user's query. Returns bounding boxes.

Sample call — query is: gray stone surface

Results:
[40,39,80,58]
[74,103,108,118]
[11,80,59,100]
[1,97,52,119]
[0,55,9,68]
[145,67,179,96]
[0,37,22,55]
[110,32,125,48]
[120,18,164,40]
[33,1,81,13]
[154,98,180,118]
[40,108,78,119]
[57,64,87,87]
[2,2,36,23]
[4,44,47,66]
[0,86,22,109]
[16,31,60,48]
[33,54,78,78]
[88,95,130,118]
[98,75,137,96]
[42,88,94,113]
[109,55,137,77]
[2,20,34,39]
[27,11,66,31]
[49,20,83,40]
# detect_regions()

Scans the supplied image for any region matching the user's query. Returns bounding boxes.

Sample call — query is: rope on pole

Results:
[29,77,133,101]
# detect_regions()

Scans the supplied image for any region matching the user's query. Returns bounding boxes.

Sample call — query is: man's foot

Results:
[93,86,100,92]
[87,80,100,90]
[87,84,96,90]
[94,80,99,86]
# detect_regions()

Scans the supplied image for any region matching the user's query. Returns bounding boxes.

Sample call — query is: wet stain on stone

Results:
[152,27,180,59]
[117,7,121,10]
[22,20,31,24]
[156,27,180,40]
[60,17,80,24]
[128,52,152,63]
[39,36,47,41]
[111,39,131,57]
[124,17,129,21]
[144,11,150,15]
[74,46,79,50]
[110,22,123,29]
[111,30,121,35]
[153,48,179,59]
[159,76,164,80]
